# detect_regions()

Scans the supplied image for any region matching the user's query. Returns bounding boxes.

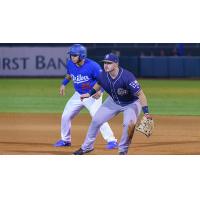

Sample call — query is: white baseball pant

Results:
[61,92,117,143]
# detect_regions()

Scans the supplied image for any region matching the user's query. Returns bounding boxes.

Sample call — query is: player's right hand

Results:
[80,93,90,101]
[60,85,65,96]
[92,91,102,100]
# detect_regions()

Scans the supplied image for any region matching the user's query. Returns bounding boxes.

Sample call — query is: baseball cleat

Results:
[106,141,118,150]
[54,140,71,147]
[73,148,94,155]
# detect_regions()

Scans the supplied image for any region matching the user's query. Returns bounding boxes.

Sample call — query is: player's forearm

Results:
[62,74,71,86]
[137,90,150,114]
[89,83,101,96]
[137,90,148,106]
[93,83,101,92]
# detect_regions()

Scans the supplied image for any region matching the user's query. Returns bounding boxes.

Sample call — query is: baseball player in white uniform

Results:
[54,44,118,149]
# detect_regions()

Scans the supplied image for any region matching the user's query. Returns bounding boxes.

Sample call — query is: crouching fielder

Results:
[73,53,152,155]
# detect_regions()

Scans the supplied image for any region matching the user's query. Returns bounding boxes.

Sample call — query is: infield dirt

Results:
[0,113,200,155]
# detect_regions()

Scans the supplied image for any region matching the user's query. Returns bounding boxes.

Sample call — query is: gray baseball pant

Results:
[81,96,141,153]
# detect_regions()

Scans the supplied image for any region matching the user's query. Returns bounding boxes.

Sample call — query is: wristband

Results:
[62,78,70,86]
[142,106,149,114]
[89,88,97,96]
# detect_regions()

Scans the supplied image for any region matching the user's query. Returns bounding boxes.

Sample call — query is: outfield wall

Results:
[92,56,200,78]
[0,47,68,77]
[139,57,200,78]
[1,47,200,78]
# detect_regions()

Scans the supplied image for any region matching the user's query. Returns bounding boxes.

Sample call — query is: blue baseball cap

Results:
[101,53,119,63]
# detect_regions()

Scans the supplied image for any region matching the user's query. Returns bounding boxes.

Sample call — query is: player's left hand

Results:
[92,91,102,100]
[144,113,152,120]
[136,114,154,137]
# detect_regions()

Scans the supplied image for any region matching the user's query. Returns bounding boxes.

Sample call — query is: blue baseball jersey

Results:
[97,67,141,106]
[66,58,102,94]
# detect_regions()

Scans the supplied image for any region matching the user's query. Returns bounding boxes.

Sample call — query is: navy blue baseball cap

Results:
[101,53,119,63]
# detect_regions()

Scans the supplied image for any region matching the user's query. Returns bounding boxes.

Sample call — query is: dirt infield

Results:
[0,113,200,155]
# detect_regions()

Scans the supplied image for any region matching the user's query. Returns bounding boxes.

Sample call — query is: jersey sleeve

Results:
[91,62,103,80]
[61,60,71,86]
[96,71,103,85]
[127,73,141,95]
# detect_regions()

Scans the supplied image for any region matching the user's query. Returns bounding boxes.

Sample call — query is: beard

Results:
[104,67,114,72]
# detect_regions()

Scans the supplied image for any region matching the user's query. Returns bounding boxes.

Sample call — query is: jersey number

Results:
[81,83,91,90]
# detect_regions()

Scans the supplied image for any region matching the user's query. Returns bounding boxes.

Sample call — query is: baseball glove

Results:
[127,121,136,144]
[136,115,154,137]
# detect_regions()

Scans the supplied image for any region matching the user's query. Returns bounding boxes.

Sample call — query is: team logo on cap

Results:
[105,54,110,59]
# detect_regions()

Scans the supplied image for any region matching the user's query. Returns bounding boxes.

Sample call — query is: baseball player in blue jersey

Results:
[54,44,117,149]
[73,53,153,155]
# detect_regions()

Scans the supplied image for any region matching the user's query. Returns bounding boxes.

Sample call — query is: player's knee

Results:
[123,123,128,131]
[61,113,71,121]
[124,120,136,127]
[123,121,136,130]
